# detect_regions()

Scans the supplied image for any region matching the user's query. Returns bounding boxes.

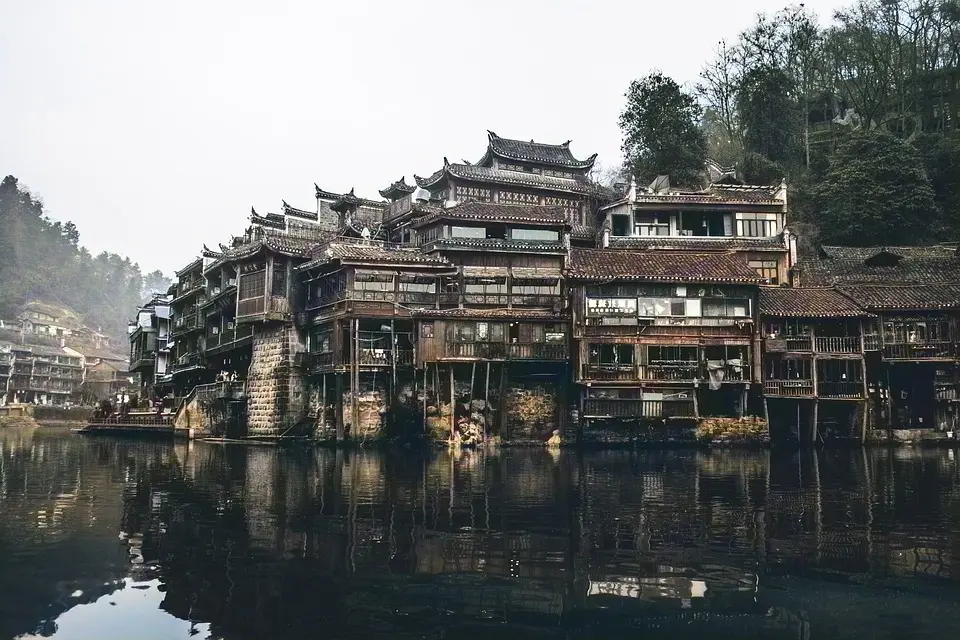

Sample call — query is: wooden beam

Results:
[484,362,491,439]
[422,364,428,434]
[449,364,456,440]
[812,399,819,445]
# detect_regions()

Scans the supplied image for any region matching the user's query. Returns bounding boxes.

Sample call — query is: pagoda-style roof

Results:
[618,183,782,208]
[296,242,451,272]
[567,248,765,284]
[378,177,416,200]
[281,200,317,221]
[330,188,388,214]
[410,201,569,228]
[174,257,203,278]
[479,131,597,170]
[415,161,601,196]
[314,184,343,201]
[250,207,285,230]
[759,287,872,318]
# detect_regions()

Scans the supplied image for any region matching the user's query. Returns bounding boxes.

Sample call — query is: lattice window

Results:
[545,196,582,223]
[749,259,779,284]
[499,190,540,205]
[543,168,575,179]
[454,185,492,202]
[238,270,265,300]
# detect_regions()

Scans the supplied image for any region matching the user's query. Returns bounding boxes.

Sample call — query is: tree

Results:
[815,130,939,245]
[738,66,804,168]
[619,71,708,188]
[912,130,960,234]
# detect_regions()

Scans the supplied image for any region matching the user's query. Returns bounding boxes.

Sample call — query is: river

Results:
[1,428,959,639]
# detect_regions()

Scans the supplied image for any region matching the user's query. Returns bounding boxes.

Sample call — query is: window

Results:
[451,225,486,238]
[511,228,560,241]
[421,322,434,339]
[271,260,287,296]
[499,190,540,205]
[454,185,492,202]
[464,281,506,295]
[512,282,559,296]
[612,215,630,236]
[448,322,503,342]
[635,213,670,236]
[353,272,394,292]
[749,259,779,284]
[737,213,778,237]
[702,298,750,317]
[398,275,434,294]
[680,212,730,237]
[238,270,265,301]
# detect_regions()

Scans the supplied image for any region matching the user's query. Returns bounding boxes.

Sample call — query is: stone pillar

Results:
[246,323,304,437]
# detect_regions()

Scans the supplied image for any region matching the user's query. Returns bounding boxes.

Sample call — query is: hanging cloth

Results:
[707,359,726,390]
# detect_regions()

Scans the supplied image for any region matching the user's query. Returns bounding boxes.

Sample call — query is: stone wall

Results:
[246,324,304,437]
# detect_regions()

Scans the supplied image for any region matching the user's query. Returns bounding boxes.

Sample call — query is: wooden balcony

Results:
[764,379,814,397]
[307,349,415,371]
[172,313,202,335]
[205,325,254,354]
[863,334,881,350]
[442,342,568,361]
[817,381,864,399]
[237,295,289,322]
[582,398,696,419]
[171,352,204,374]
[581,362,748,383]
[883,342,957,361]
[814,336,862,354]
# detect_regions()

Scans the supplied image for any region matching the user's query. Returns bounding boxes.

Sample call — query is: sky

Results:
[0,0,848,275]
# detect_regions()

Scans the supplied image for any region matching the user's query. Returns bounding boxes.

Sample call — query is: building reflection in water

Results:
[2,429,960,639]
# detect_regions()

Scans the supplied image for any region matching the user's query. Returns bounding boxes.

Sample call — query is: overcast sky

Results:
[1,0,847,275]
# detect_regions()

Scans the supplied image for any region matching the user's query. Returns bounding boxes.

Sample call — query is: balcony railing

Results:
[863,334,881,350]
[173,313,201,333]
[883,342,957,360]
[814,336,862,354]
[446,342,508,359]
[507,343,568,360]
[582,361,748,383]
[171,352,203,373]
[764,379,815,397]
[640,363,702,382]
[583,398,696,419]
[818,381,864,398]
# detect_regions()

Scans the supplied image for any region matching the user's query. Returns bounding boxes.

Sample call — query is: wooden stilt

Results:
[484,362,491,439]
[812,399,819,445]
[390,319,397,390]
[861,400,868,443]
[422,364,428,434]
[322,373,328,434]
[499,363,508,440]
[352,318,360,438]
[335,372,344,441]
[692,386,700,420]
[469,362,477,405]
[449,364,456,439]
[763,398,770,441]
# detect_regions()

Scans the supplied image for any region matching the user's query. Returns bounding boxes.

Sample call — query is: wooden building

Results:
[567,248,765,441]
[297,242,453,441]
[759,287,871,442]
[598,178,794,285]
[0,344,83,406]
[794,245,960,435]
[128,294,171,403]
[168,258,209,396]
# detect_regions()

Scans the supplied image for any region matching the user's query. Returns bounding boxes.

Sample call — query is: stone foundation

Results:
[246,324,304,437]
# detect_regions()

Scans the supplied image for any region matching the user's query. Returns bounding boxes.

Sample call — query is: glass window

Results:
[451,226,486,238]
[512,228,560,241]
[737,213,778,237]
[749,259,779,284]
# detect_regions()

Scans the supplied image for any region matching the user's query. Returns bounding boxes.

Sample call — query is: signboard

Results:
[587,298,637,316]
[765,338,787,352]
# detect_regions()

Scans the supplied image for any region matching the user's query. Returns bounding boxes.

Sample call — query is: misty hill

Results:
[0,175,171,345]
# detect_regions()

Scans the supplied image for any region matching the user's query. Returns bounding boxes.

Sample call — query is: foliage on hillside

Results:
[619,0,960,246]
[0,175,171,342]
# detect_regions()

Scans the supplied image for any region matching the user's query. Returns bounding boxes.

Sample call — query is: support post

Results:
[812,399,819,445]
[352,318,360,438]
[763,397,770,441]
[861,400,868,443]
[422,364,428,434]
[499,363,508,440]
[484,362,491,439]
[469,362,477,406]
[335,372,344,441]
[321,372,328,435]
[449,365,456,439]
[390,319,397,390]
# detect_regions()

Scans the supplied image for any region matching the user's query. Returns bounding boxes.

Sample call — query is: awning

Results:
[511,267,562,281]
[462,266,508,279]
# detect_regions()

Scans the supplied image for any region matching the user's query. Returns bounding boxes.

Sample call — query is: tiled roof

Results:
[331,188,387,213]
[484,131,596,169]
[297,242,450,271]
[819,245,956,260]
[281,200,317,221]
[838,284,960,310]
[412,307,567,320]
[378,177,416,199]
[250,208,285,230]
[174,258,203,277]
[411,201,568,227]
[759,287,871,318]
[416,163,601,196]
[570,224,596,241]
[631,184,781,206]
[427,237,565,253]
[608,235,786,252]
[567,248,766,283]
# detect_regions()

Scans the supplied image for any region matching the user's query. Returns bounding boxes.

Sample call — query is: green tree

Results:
[619,71,708,188]
[738,66,804,169]
[912,131,960,235]
[816,131,939,245]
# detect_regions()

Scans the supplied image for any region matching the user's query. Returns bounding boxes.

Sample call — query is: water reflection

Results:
[2,429,960,639]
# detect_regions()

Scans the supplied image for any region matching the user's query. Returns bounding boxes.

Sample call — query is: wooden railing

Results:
[582,364,637,381]
[814,336,861,353]
[510,295,562,307]
[171,352,203,373]
[640,363,702,381]
[883,342,957,360]
[764,379,815,397]
[818,381,864,398]
[785,336,813,351]
[507,343,568,360]
[446,342,508,359]
[863,335,881,350]
[583,398,695,419]
[238,297,265,317]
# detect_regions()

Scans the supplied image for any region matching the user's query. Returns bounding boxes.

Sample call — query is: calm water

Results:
[1,430,960,640]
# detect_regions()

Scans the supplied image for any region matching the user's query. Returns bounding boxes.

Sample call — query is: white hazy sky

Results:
[1,0,847,275]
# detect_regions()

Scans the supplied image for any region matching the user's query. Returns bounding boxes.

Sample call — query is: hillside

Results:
[0,175,171,345]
